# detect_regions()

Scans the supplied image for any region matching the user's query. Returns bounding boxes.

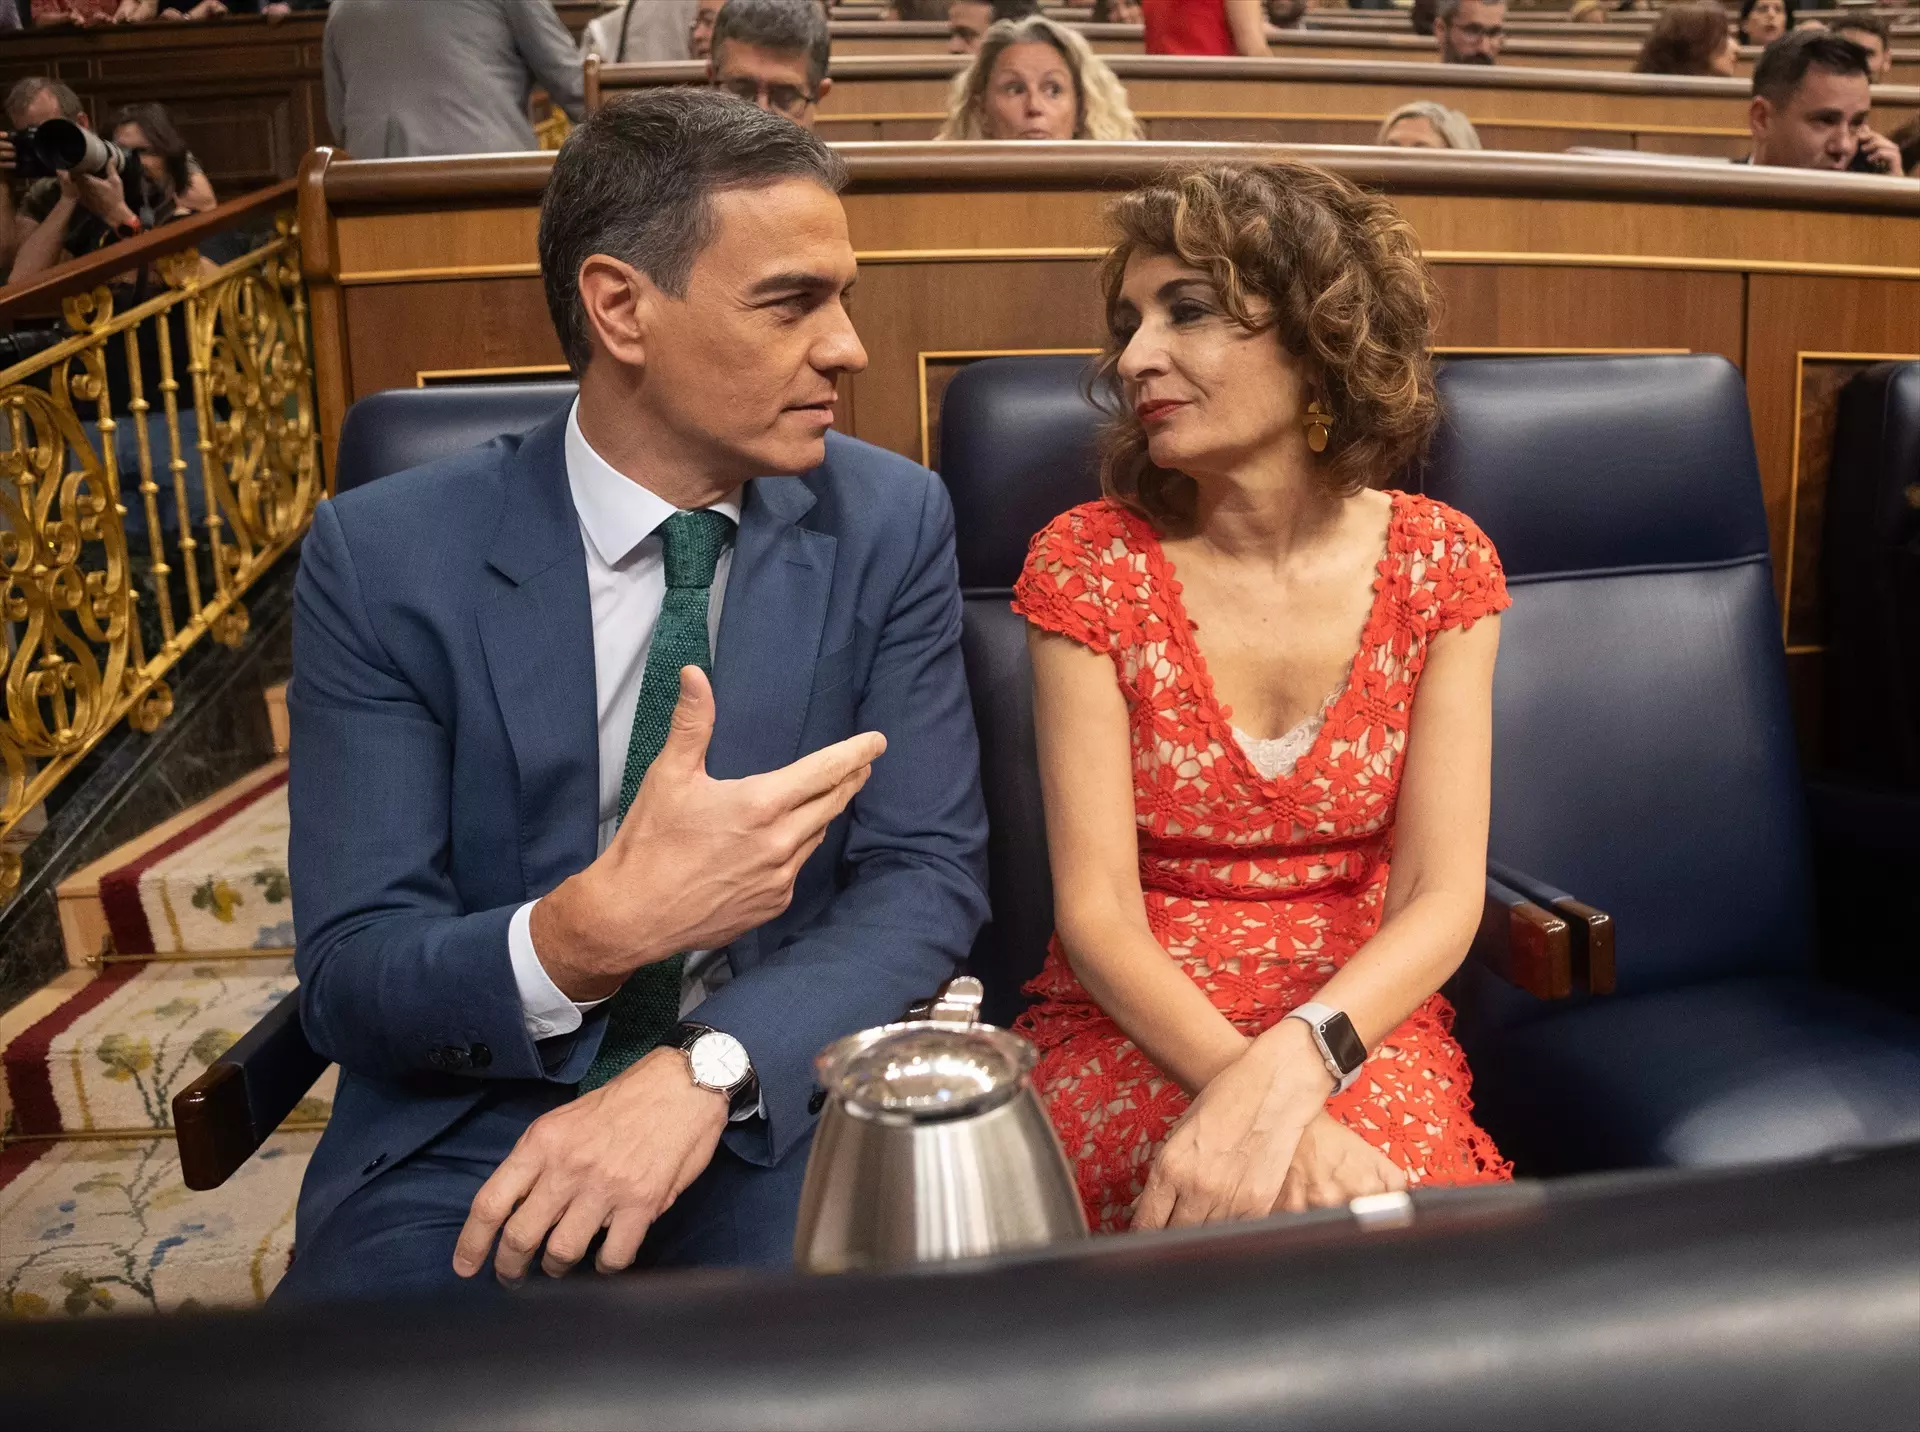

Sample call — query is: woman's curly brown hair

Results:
[1096,161,1441,530]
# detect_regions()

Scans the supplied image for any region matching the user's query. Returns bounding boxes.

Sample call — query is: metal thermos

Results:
[793,976,1089,1273]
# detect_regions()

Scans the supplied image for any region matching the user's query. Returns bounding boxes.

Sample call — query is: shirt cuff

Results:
[508,900,607,1041]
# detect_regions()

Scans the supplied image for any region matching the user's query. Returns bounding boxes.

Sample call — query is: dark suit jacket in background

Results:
[288,414,990,1247]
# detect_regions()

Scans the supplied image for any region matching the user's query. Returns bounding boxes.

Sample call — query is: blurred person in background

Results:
[109,102,218,214]
[1569,0,1607,22]
[948,0,1040,55]
[1634,2,1739,77]
[1435,0,1504,64]
[582,0,700,62]
[27,0,115,22]
[938,14,1141,140]
[1891,114,1920,175]
[1266,0,1305,30]
[1091,0,1143,23]
[1738,0,1792,48]
[690,0,723,59]
[1376,100,1482,148]
[1747,30,1900,170]
[885,0,953,18]
[709,0,831,131]
[1141,0,1272,56]
[1832,14,1894,83]
[324,0,584,159]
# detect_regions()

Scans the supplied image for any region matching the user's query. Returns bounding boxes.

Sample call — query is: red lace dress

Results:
[1011,492,1515,1233]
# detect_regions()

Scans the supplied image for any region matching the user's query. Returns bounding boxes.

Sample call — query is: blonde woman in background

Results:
[1376,101,1483,149]
[937,15,1143,141]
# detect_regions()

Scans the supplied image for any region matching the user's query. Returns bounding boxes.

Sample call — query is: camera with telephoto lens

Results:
[7,117,166,255]
[8,117,131,183]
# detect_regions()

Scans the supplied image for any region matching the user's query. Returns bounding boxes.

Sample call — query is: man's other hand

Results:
[529,665,886,1002]
[452,1046,727,1284]
[1855,127,1902,174]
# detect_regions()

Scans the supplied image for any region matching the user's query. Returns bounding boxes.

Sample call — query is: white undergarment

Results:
[1231,681,1346,781]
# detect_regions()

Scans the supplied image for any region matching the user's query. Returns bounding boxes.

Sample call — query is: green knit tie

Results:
[578,508,736,1092]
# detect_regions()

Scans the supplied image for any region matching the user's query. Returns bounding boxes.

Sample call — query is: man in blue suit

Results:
[277,90,989,1300]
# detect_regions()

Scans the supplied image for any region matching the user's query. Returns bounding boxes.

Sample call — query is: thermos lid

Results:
[818,1022,1038,1124]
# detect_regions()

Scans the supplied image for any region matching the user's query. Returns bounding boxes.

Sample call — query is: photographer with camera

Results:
[3,78,189,288]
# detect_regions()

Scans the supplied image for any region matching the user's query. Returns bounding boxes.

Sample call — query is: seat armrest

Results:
[172,990,328,1191]
[1488,860,1617,996]
[1470,876,1573,1000]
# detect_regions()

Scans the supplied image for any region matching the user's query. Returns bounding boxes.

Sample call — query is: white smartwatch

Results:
[1284,1002,1368,1094]
[671,1022,759,1120]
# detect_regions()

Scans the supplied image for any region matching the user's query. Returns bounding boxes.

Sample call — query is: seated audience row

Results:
[11,0,320,24]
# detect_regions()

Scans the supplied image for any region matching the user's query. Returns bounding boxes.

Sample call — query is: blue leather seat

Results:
[1423,355,1920,1172]
[332,381,578,494]
[936,352,1920,1174]
[938,356,1105,1027]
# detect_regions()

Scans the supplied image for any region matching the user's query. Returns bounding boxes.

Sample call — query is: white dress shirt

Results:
[505,401,742,1047]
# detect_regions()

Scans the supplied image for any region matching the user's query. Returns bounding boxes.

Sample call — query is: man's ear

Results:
[815,75,834,103]
[577,254,657,371]
[1749,94,1773,148]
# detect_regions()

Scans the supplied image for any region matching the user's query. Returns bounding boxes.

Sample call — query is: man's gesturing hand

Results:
[531,665,886,1002]
[452,1047,726,1284]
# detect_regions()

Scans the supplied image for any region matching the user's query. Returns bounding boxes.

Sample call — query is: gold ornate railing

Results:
[0,180,318,899]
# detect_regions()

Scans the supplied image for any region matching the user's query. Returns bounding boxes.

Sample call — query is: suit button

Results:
[808,1088,827,1115]
[434,1045,469,1070]
[468,1043,492,1069]
[361,1153,388,1176]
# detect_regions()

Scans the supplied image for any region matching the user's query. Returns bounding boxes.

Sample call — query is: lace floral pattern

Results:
[1011,492,1515,1233]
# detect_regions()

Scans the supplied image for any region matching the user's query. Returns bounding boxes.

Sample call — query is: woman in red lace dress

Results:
[1013,161,1514,1234]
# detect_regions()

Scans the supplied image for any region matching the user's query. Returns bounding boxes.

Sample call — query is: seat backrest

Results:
[1422,356,1814,996]
[938,355,1106,1023]
[332,381,579,494]
[1821,361,1920,787]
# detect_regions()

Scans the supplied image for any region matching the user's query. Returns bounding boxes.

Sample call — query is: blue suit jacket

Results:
[288,414,990,1244]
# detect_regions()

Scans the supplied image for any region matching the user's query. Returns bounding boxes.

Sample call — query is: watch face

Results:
[1320,1011,1367,1075]
[688,1031,750,1090]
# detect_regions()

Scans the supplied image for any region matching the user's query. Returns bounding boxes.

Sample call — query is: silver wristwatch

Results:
[671,1022,759,1120]
[1284,1001,1368,1094]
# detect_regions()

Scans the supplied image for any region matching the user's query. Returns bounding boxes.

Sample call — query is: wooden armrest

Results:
[172,989,327,1191]
[1489,860,1616,996]
[1471,876,1573,1000]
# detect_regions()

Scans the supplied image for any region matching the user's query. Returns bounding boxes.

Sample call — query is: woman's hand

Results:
[1275,1113,1408,1213]
[1132,1020,1332,1231]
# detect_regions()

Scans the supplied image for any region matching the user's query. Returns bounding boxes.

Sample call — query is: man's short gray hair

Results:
[1433,0,1496,22]
[5,77,83,127]
[711,0,832,89]
[538,89,848,374]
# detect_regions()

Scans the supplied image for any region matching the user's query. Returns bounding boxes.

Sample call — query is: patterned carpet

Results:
[0,1130,316,1317]
[1,761,325,1317]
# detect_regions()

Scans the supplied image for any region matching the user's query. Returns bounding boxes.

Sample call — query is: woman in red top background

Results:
[1142,0,1273,56]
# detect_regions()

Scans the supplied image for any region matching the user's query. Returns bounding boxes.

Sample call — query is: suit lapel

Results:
[476,413,601,895]
[709,475,834,781]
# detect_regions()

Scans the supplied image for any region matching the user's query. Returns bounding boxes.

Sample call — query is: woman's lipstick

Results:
[1136,399,1188,426]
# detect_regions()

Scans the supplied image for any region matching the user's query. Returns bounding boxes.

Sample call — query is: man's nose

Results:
[818,308,869,376]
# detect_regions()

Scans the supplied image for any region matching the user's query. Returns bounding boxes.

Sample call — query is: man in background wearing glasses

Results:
[709,0,834,131]
[1435,0,1505,64]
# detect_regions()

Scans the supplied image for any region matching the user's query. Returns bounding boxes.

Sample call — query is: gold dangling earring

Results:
[1304,399,1332,455]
